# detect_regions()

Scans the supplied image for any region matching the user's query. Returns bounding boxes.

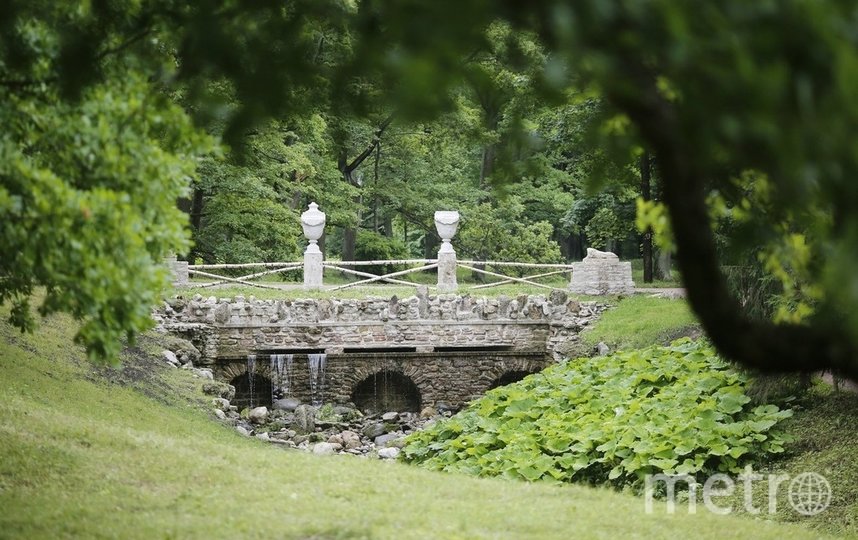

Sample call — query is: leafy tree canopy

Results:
[3,0,858,379]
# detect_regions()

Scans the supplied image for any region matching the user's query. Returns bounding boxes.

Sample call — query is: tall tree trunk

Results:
[479,144,495,189]
[186,186,205,261]
[424,232,439,259]
[342,228,356,262]
[336,114,395,262]
[640,150,654,283]
[655,249,673,281]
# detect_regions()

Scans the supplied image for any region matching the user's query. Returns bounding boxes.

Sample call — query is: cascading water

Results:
[269,353,294,400]
[307,353,327,406]
[246,354,257,408]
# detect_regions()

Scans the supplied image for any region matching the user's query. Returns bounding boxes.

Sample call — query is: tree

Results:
[5,0,858,380]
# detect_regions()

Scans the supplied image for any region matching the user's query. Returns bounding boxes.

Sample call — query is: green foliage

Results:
[458,202,562,270]
[402,340,792,486]
[0,72,213,362]
[584,207,625,250]
[193,160,300,264]
[354,230,410,275]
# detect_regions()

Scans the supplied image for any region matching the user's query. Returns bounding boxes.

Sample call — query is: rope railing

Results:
[173,202,576,292]
[179,257,571,291]
[328,263,439,292]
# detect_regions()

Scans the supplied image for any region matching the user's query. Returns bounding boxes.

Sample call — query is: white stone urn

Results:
[301,202,326,254]
[434,210,460,254]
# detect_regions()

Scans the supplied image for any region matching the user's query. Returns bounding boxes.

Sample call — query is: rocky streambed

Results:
[213,394,446,459]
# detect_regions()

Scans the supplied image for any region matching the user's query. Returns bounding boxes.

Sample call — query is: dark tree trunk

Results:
[342,228,356,262]
[655,249,673,281]
[640,151,653,283]
[607,72,858,379]
[423,232,439,259]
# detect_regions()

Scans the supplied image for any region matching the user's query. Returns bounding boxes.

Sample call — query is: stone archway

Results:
[220,357,276,410]
[350,370,421,414]
[229,372,273,410]
[488,370,535,389]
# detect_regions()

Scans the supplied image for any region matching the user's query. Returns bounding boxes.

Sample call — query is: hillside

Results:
[0,306,830,539]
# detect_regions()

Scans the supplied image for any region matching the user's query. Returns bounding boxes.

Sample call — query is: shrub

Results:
[402,339,792,486]
[355,230,410,276]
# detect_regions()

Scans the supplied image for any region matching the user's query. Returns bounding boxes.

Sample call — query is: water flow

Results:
[270,354,282,403]
[307,353,327,406]
[246,354,257,408]
[269,353,294,399]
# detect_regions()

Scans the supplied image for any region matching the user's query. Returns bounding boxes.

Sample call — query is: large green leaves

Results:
[402,340,793,486]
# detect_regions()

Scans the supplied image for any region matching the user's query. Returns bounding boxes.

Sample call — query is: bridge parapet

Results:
[154,291,606,360]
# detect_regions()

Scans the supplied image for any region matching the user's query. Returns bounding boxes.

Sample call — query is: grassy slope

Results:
[581,295,699,351]
[0,311,824,539]
[578,296,858,537]
[725,384,858,537]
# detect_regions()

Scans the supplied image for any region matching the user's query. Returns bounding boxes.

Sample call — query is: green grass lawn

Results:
[580,294,700,352]
[0,307,831,539]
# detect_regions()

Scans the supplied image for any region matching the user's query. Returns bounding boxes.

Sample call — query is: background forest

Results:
[185,24,662,275]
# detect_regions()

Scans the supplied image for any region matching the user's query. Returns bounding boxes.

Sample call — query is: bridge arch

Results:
[488,370,536,389]
[483,357,545,392]
[350,370,422,414]
[220,359,275,410]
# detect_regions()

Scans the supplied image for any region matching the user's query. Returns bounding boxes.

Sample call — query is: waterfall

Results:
[246,354,257,408]
[307,353,327,406]
[269,353,294,399]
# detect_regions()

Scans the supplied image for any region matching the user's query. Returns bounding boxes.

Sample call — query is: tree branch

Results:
[344,112,395,173]
[607,66,858,380]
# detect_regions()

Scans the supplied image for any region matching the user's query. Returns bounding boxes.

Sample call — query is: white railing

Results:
[176,258,573,292]
[169,203,573,292]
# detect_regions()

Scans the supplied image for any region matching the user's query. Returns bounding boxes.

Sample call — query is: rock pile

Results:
[204,390,447,459]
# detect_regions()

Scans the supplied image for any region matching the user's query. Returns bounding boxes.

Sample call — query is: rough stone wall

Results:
[154,291,606,409]
[569,252,635,295]
[214,351,549,410]
[154,290,604,360]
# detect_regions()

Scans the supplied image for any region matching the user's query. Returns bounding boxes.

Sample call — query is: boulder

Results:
[273,397,302,412]
[248,406,269,424]
[213,409,226,420]
[374,433,402,448]
[235,426,251,437]
[163,336,201,365]
[340,430,361,450]
[378,447,400,459]
[381,411,399,421]
[312,442,337,456]
[203,381,234,399]
[162,350,180,366]
[362,422,386,439]
[293,405,316,433]
[212,397,230,411]
[192,368,214,380]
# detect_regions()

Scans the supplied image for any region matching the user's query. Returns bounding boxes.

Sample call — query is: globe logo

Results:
[788,472,832,516]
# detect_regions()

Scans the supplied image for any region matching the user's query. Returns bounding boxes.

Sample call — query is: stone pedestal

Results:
[174,260,189,286]
[301,202,326,290]
[437,251,457,293]
[569,248,635,295]
[164,255,189,287]
[434,210,460,293]
[304,250,323,289]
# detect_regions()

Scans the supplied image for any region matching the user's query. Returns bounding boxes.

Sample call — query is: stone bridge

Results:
[154,290,605,411]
